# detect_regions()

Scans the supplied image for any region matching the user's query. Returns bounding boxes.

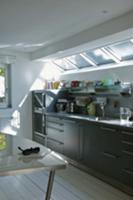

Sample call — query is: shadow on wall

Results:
[0,93,32,139]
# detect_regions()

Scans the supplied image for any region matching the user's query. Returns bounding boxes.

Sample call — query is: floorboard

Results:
[0,165,132,200]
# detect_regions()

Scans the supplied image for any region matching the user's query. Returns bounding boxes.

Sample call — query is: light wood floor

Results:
[0,165,133,200]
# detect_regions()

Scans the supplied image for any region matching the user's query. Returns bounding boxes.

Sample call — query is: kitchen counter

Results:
[0,135,67,200]
[46,112,133,129]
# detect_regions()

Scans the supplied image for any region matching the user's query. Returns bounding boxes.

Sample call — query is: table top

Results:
[0,135,68,176]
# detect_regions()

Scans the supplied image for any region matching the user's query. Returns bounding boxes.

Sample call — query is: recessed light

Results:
[0,44,11,48]
[102,10,108,14]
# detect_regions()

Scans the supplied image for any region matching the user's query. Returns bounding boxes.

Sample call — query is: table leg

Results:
[45,170,55,200]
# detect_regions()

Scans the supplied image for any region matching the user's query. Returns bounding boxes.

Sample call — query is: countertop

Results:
[0,136,67,176]
[46,112,133,129]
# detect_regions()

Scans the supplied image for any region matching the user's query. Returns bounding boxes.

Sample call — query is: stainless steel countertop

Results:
[46,112,133,129]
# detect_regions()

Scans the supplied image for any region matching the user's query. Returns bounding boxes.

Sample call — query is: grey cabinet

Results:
[120,130,133,187]
[32,90,56,145]
[47,138,64,154]
[82,123,121,179]
[82,123,100,169]
[98,125,121,179]
[46,116,83,160]
[32,91,46,145]
[46,116,64,154]
[63,119,82,161]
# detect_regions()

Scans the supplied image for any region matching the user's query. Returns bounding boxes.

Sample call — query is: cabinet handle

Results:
[47,120,64,126]
[123,169,133,176]
[122,150,133,156]
[102,151,119,159]
[47,137,64,145]
[100,127,116,132]
[122,140,133,146]
[121,131,133,136]
[47,125,64,132]
[34,131,46,138]
[63,119,76,124]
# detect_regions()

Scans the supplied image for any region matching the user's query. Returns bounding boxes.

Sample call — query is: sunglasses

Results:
[18,146,40,155]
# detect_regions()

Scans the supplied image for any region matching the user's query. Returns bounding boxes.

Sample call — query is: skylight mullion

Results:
[80,53,96,66]
[101,47,121,63]
[51,61,64,72]
[65,58,79,68]
[53,61,66,71]
[64,58,78,69]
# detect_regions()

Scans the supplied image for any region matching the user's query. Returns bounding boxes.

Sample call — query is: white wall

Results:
[0,50,45,139]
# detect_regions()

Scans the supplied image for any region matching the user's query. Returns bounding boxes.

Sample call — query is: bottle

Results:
[70,102,74,113]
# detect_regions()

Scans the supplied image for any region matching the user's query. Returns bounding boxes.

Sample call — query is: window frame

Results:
[0,64,11,108]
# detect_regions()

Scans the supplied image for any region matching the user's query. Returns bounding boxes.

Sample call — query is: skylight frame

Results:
[52,38,133,72]
[106,40,133,61]
[66,54,93,69]
[53,58,77,71]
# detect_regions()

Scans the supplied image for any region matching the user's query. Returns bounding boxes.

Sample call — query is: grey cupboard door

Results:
[83,123,100,169]
[98,125,121,179]
[63,119,80,160]
[120,130,133,187]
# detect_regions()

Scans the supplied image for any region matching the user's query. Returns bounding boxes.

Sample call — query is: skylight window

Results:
[66,54,92,68]
[51,38,133,72]
[85,48,115,65]
[53,58,76,70]
[106,40,133,61]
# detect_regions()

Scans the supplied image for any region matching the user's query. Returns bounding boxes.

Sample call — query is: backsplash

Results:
[54,80,133,119]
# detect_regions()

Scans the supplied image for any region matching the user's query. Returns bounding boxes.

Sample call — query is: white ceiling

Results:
[0,0,133,52]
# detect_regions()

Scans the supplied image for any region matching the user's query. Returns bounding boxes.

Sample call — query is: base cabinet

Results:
[63,120,81,161]
[97,126,121,179]
[33,133,46,145]
[83,123,100,169]
[47,138,64,154]
[120,130,133,187]
[34,112,133,193]
[46,116,64,154]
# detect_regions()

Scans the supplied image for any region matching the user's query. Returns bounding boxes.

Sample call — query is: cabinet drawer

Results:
[46,121,64,131]
[99,127,120,155]
[99,151,120,179]
[121,130,133,142]
[100,126,117,133]
[33,134,45,145]
[121,169,133,187]
[47,138,64,154]
[122,140,133,153]
[121,154,133,171]
[46,116,63,124]
[46,127,64,143]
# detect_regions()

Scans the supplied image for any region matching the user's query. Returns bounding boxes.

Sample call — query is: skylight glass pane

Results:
[107,41,133,61]
[85,48,115,65]
[66,54,92,68]
[54,58,76,70]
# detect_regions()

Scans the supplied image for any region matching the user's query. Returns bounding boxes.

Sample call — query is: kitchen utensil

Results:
[120,107,131,124]
[86,102,96,116]
[71,80,79,87]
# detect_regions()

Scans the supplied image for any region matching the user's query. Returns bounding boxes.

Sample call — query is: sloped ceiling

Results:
[0,0,133,54]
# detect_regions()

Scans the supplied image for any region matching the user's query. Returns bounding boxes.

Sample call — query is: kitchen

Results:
[1,0,133,199]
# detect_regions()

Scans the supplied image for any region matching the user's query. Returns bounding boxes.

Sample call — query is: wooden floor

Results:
[0,165,133,200]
